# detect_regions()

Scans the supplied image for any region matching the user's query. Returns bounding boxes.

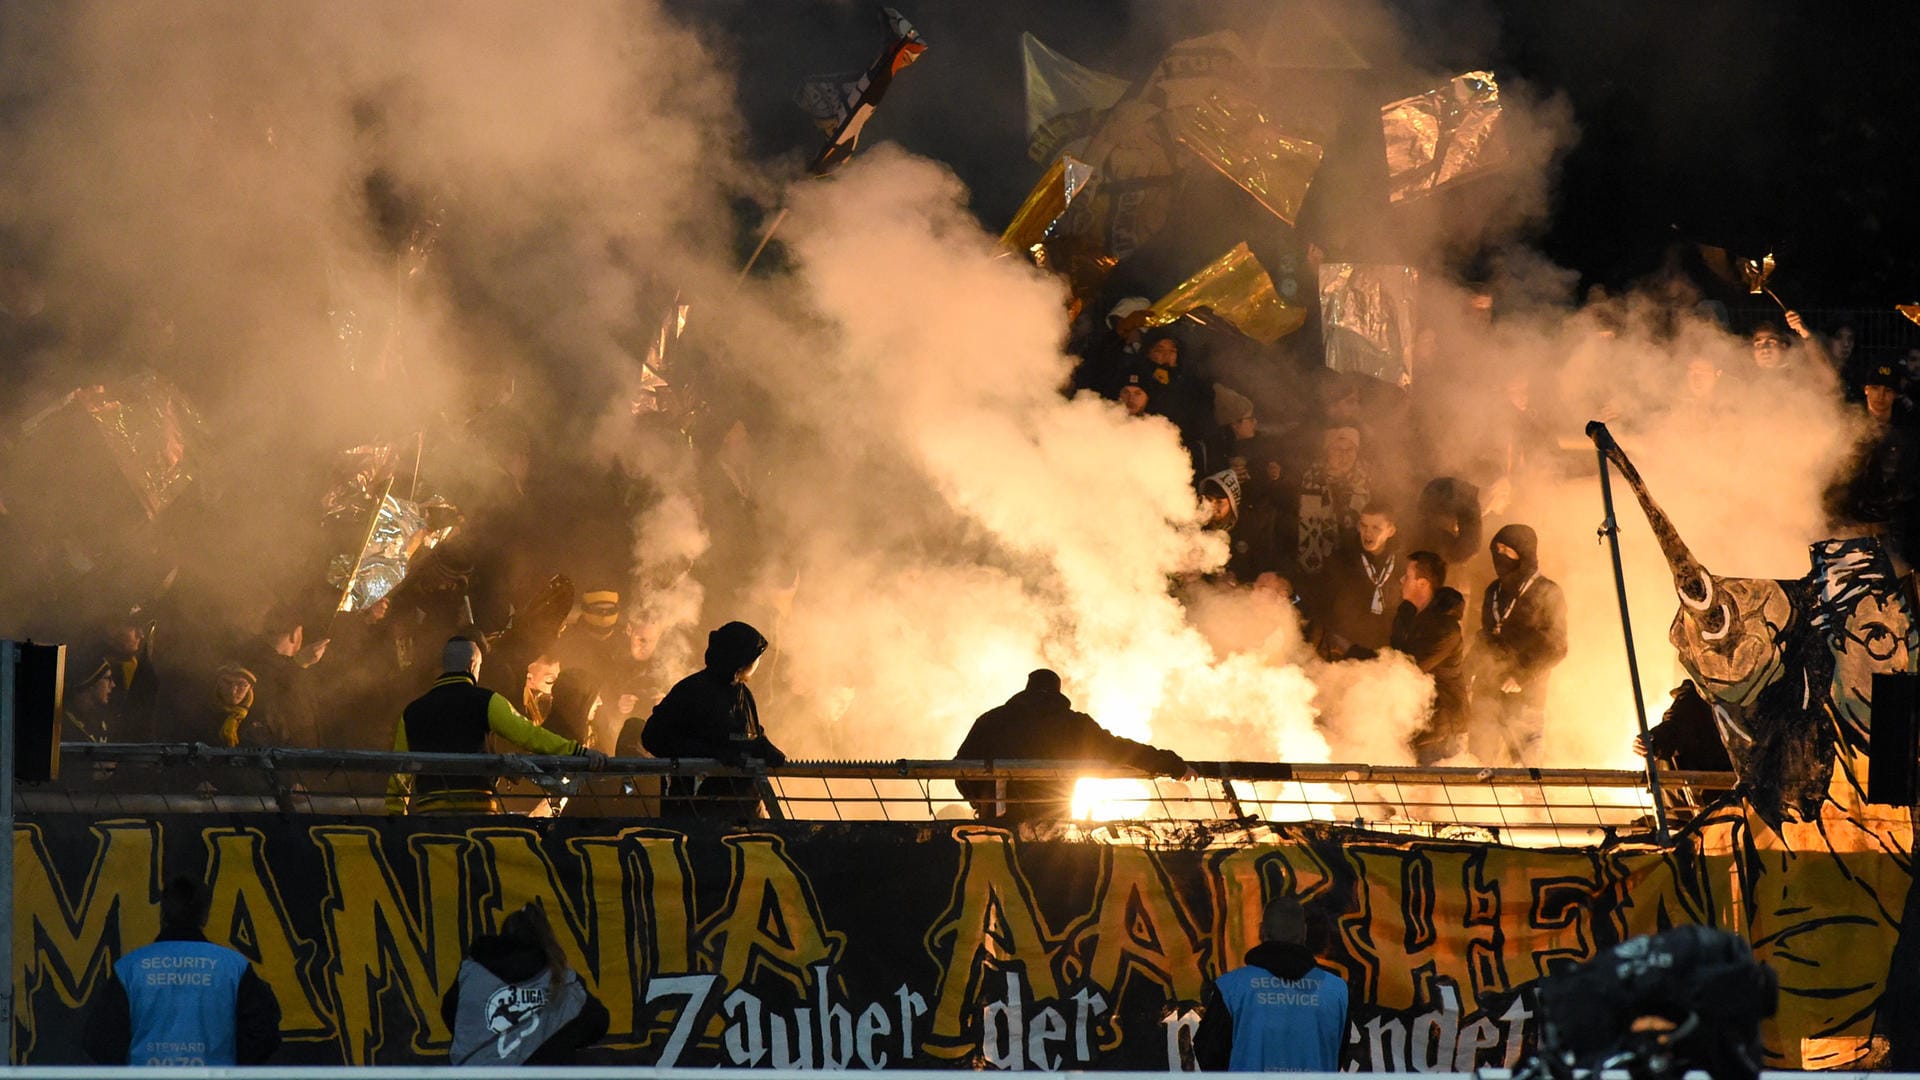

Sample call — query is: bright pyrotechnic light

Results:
[1071,777,1158,820]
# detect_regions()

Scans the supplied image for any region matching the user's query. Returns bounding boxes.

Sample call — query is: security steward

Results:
[387,636,607,813]
[84,875,282,1066]
[1194,896,1348,1071]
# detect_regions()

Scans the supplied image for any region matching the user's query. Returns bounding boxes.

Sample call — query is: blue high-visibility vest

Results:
[1213,964,1348,1071]
[114,939,251,1066]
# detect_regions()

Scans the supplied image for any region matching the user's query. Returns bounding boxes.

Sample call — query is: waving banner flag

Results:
[1145,242,1304,344]
[1021,32,1129,163]
[798,8,928,175]
[1382,71,1507,202]
[1170,90,1325,226]
[1058,31,1253,261]
[1319,263,1420,384]
[999,155,1094,257]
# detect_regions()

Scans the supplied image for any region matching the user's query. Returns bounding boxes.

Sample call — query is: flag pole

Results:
[736,207,791,284]
[1585,421,1671,843]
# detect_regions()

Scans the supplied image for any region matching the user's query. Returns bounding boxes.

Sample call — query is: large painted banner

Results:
[18,811,1901,1071]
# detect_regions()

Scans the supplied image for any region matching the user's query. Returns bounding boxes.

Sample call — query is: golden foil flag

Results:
[1740,252,1777,295]
[1000,155,1095,256]
[1145,242,1304,344]
[1383,71,1507,202]
[1898,304,1920,328]
[1169,91,1325,226]
[1058,31,1254,261]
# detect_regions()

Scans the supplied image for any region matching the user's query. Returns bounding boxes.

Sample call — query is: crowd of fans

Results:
[1066,286,1918,767]
[23,276,1920,804]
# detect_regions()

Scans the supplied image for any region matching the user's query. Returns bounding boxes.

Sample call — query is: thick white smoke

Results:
[718,148,1399,762]
[0,0,1867,781]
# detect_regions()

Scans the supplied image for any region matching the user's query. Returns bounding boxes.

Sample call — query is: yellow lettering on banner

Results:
[1207,842,1334,975]
[924,827,1061,1052]
[1603,848,1713,940]
[471,828,636,1040]
[201,827,328,1036]
[1341,845,1485,1012]
[1465,848,1603,998]
[632,830,695,978]
[12,821,160,1057]
[312,826,467,1063]
[1069,847,1206,1008]
[1344,844,1612,1015]
[700,834,844,998]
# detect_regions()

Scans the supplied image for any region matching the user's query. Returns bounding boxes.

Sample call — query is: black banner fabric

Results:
[11,813,1747,1069]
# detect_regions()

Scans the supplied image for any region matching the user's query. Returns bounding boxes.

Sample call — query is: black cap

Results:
[1864,364,1901,389]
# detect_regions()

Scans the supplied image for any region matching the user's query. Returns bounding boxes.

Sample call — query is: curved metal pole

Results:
[1587,422,1671,842]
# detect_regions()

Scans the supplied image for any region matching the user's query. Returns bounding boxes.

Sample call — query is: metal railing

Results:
[20,743,1732,847]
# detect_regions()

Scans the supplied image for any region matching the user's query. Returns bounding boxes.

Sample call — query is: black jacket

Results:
[83,926,283,1065]
[953,683,1185,821]
[1392,587,1470,757]
[1193,942,1321,1071]
[1643,681,1733,772]
[1476,526,1568,703]
[1476,575,1568,701]
[1318,543,1404,655]
[439,931,609,1065]
[243,647,319,747]
[639,622,784,766]
[635,622,781,819]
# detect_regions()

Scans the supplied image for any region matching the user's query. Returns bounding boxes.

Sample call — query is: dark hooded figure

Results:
[1407,476,1482,567]
[1471,523,1568,764]
[639,621,785,818]
[441,903,608,1066]
[953,669,1188,821]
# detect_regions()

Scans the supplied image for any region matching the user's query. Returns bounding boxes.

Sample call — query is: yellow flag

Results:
[1145,242,1303,344]
[1169,91,1325,226]
[999,155,1095,257]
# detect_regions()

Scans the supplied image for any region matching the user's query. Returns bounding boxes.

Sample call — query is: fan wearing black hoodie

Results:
[442,903,608,1066]
[1194,896,1347,1071]
[1391,551,1470,765]
[954,669,1189,821]
[638,621,785,818]
[1471,523,1568,765]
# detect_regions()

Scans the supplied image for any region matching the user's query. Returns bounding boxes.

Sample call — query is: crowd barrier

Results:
[27,742,1731,847]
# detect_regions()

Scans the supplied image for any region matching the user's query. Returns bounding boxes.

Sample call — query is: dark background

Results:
[680,0,1920,308]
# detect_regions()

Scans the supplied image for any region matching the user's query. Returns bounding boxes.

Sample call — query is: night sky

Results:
[681,0,1920,310]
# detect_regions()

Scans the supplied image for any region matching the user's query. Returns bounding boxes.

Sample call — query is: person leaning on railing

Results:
[386,636,607,814]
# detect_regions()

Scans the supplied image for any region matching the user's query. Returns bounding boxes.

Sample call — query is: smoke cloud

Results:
[0,1,1868,786]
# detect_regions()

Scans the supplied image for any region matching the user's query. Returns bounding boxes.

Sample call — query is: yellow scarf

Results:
[219,705,251,747]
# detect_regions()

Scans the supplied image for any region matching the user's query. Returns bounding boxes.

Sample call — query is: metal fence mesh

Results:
[20,744,1730,847]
